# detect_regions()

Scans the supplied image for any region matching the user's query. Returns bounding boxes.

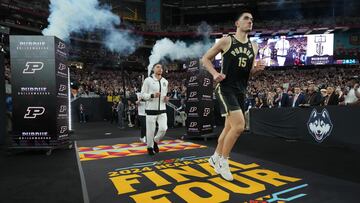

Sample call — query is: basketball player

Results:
[202,10,265,181]
[275,36,290,66]
[140,63,169,155]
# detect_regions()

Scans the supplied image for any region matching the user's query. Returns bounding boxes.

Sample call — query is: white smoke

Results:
[147,22,213,76]
[42,0,141,55]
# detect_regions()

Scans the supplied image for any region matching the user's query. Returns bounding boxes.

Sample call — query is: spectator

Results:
[274,87,290,107]
[325,86,339,106]
[292,87,306,107]
[79,103,86,123]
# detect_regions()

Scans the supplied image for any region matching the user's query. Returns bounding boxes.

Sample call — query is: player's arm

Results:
[250,42,265,77]
[163,80,170,103]
[140,79,153,101]
[201,36,230,82]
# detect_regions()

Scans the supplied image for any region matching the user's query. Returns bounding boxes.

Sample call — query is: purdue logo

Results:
[58,42,66,50]
[60,126,68,134]
[23,62,44,74]
[58,63,67,71]
[59,85,67,92]
[189,60,197,67]
[189,76,197,83]
[59,105,67,113]
[189,122,198,128]
[189,92,197,98]
[203,78,211,87]
[189,107,197,113]
[203,108,211,116]
[24,107,45,119]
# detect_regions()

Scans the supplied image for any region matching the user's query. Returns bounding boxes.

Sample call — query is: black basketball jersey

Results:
[220,35,255,94]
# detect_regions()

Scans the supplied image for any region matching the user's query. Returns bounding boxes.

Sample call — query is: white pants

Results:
[146,113,168,148]
[277,56,286,66]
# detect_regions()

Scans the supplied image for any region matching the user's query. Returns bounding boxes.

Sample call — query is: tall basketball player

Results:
[202,10,265,181]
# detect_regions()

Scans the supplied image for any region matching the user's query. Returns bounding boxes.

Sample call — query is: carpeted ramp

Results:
[76,137,360,203]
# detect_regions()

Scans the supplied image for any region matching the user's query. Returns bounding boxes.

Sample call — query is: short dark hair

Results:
[153,62,162,68]
[236,9,253,21]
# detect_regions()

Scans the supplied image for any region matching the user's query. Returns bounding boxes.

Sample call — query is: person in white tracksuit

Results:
[141,63,169,155]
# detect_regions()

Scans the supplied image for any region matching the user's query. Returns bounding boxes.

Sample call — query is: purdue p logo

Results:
[59,85,67,92]
[203,108,211,116]
[189,107,197,113]
[189,92,197,98]
[58,63,67,71]
[189,122,198,128]
[60,126,68,134]
[23,62,44,74]
[58,42,66,50]
[189,76,197,83]
[24,107,45,119]
[59,105,67,113]
[203,78,211,87]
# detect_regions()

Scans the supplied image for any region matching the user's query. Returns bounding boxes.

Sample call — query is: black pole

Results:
[0,52,6,146]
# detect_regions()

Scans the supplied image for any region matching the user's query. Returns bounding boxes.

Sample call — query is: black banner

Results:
[185,59,214,137]
[10,36,69,146]
[250,106,360,149]
[0,53,5,145]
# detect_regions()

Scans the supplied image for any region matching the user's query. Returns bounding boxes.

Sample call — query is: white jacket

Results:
[141,75,168,115]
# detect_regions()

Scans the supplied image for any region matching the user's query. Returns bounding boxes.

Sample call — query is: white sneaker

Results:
[139,137,146,143]
[208,154,220,171]
[218,158,233,181]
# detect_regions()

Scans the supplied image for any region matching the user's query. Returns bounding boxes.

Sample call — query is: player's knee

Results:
[158,125,168,132]
[232,125,245,136]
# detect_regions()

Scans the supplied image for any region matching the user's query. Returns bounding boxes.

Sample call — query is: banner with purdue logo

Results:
[185,59,213,137]
[10,36,69,146]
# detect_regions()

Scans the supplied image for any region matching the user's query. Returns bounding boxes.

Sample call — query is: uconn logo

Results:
[307,109,333,143]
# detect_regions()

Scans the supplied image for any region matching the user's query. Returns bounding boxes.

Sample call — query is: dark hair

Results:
[236,9,253,21]
[149,63,162,76]
[153,62,162,69]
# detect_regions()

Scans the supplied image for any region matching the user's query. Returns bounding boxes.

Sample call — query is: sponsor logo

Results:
[24,107,45,119]
[23,62,44,74]
[307,108,333,143]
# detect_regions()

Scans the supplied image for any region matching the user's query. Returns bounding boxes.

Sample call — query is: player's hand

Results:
[213,72,226,82]
[154,92,161,98]
[164,96,170,103]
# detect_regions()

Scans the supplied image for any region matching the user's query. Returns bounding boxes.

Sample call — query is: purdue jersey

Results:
[220,35,255,94]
